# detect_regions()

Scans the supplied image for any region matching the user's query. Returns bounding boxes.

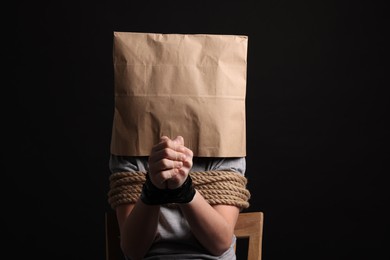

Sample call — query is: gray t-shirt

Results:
[109,155,246,260]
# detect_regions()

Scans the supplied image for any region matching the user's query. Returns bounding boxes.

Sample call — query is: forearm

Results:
[179,190,240,256]
[116,202,160,260]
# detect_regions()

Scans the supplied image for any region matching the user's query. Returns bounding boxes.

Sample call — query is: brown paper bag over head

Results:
[111,31,248,157]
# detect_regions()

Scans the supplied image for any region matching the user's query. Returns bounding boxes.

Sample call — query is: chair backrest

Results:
[234,212,264,260]
[105,211,264,260]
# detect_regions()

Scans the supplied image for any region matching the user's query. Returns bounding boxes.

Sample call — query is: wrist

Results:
[140,173,196,205]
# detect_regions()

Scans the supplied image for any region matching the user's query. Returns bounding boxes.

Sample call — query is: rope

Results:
[108,171,251,209]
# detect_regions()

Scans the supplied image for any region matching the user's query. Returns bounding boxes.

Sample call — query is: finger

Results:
[175,145,193,158]
[149,146,187,163]
[150,136,171,153]
[153,168,179,184]
[181,148,193,169]
[160,136,170,142]
[151,136,180,154]
[149,158,183,172]
[173,135,184,146]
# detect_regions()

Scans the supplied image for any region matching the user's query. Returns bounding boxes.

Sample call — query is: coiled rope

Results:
[108,171,251,209]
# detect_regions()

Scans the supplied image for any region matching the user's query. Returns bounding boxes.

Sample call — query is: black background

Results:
[12,0,388,259]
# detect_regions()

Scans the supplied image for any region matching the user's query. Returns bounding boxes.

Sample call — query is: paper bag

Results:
[110,31,248,157]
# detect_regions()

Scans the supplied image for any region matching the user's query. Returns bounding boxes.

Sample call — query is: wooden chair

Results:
[105,211,264,260]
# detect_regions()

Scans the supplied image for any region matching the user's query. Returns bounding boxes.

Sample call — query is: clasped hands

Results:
[148,136,194,189]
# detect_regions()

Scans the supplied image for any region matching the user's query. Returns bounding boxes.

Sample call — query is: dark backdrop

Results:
[12,0,388,259]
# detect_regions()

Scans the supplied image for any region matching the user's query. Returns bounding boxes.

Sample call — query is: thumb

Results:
[160,135,171,142]
[173,135,184,146]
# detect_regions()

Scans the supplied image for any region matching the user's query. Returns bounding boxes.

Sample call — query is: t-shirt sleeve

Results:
[109,154,148,174]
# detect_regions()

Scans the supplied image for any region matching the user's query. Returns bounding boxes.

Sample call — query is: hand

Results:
[148,136,193,189]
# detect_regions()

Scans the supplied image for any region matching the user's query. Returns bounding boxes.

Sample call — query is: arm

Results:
[116,202,160,260]
[179,192,240,256]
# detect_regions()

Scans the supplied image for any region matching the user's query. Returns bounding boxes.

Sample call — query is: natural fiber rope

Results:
[108,171,251,209]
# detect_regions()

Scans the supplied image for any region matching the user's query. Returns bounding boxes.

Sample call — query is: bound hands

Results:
[148,136,194,189]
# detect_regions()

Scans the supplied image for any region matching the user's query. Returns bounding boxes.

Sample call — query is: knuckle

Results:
[161,148,170,157]
[161,158,171,168]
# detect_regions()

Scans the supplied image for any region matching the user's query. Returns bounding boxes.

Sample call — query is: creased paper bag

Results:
[110,31,248,157]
